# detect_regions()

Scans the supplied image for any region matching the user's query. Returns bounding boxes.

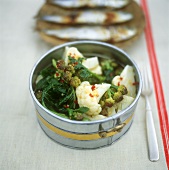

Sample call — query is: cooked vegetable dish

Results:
[35,47,137,121]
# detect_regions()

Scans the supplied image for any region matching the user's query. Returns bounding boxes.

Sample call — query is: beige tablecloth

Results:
[0,0,168,169]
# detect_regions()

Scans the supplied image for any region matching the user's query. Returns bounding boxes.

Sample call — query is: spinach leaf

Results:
[35,77,55,91]
[58,86,75,108]
[75,107,89,113]
[39,76,77,115]
[40,66,55,77]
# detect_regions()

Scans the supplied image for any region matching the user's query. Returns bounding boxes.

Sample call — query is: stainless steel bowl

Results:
[29,41,142,149]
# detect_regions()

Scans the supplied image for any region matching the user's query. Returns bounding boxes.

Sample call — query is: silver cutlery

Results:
[142,67,159,162]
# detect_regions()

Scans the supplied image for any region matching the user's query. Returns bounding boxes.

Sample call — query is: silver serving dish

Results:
[29,41,142,149]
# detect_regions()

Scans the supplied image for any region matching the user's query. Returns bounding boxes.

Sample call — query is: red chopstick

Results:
[141,0,169,166]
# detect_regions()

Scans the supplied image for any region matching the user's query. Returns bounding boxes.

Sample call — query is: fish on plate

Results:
[47,0,132,9]
[42,25,137,43]
[39,10,133,25]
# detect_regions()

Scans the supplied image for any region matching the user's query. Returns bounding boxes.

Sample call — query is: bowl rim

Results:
[29,40,142,125]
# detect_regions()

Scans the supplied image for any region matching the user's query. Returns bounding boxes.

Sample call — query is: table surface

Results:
[0,0,169,169]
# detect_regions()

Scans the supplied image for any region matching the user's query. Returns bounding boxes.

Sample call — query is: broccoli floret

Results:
[73,112,84,121]
[113,91,123,102]
[56,60,65,70]
[100,100,105,107]
[100,60,116,83]
[111,84,128,95]
[63,71,72,82]
[65,64,75,74]
[101,60,113,70]
[118,85,128,95]
[99,91,116,108]
[70,76,81,88]
[105,97,115,107]
[100,84,126,107]
[104,89,113,99]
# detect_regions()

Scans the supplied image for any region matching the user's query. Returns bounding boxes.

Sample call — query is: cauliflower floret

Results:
[76,81,111,116]
[63,46,84,65]
[112,65,136,98]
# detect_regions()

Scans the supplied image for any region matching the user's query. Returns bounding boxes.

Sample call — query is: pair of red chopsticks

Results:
[141,0,169,167]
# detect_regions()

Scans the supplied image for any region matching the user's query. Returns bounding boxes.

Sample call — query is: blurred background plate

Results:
[35,0,145,49]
